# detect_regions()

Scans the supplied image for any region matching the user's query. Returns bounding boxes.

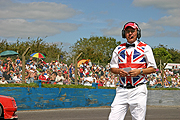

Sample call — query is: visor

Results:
[124,22,138,29]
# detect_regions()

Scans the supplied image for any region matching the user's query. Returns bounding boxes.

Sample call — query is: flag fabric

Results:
[118,42,147,86]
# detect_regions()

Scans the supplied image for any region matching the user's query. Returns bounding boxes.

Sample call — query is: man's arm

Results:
[111,67,156,77]
[128,67,156,77]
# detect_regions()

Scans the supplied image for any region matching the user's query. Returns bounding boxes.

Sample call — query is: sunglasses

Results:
[125,29,135,33]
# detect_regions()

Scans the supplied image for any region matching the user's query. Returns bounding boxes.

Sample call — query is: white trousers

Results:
[108,84,148,120]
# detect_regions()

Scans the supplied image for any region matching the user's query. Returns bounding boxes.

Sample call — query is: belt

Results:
[120,83,145,89]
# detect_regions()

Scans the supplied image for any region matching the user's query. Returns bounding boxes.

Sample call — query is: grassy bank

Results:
[0,83,179,90]
[0,83,94,89]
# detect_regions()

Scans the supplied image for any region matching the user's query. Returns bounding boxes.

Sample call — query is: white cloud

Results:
[132,0,180,37]
[0,0,82,20]
[133,0,180,26]
[102,0,180,37]
[152,16,180,26]
[0,0,82,38]
[133,0,180,9]
[138,22,164,37]
[101,27,121,36]
[0,19,81,38]
[105,19,115,26]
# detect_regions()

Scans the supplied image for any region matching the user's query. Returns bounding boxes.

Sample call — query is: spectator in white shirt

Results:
[13,73,22,84]
[83,73,93,86]
[30,62,36,70]
[55,71,64,85]
[149,78,155,87]
[0,78,8,84]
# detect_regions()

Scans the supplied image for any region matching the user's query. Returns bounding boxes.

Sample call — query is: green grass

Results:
[0,83,95,89]
[41,84,95,89]
[98,86,116,89]
[0,83,38,88]
[0,83,179,90]
[147,87,180,90]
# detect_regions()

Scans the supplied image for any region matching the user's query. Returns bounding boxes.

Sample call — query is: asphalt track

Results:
[16,106,180,120]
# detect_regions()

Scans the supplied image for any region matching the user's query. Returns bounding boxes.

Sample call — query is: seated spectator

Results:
[71,71,75,84]
[34,71,38,80]
[3,69,12,81]
[0,78,8,84]
[109,75,116,87]
[7,60,15,72]
[156,78,162,86]
[55,71,64,85]
[63,74,71,85]
[91,74,96,83]
[43,64,48,71]
[18,61,22,71]
[25,68,34,84]
[13,63,19,71]
[13,73,22,84]
[149,78,155,87]
[49,61,56,71]
[44,71,49,80]
[79,74,85,85]
[174,73,179,79]
[83,73,93,86]
[79,66,84,78]
[15,56,21,65]
[104,78,111,87]
[164,78,170,88]
[98,76,105,86]
[48,75,52,83]
[105,70,109,78]
[177,77,180,87]
[95,67,100,78]
[37,60,42,68]
[30,62,36,70]
[152,76,157,84]
[165,69,170,76]
[50,72,57,84]
[38,70,47,84]
[171,76,177,87]
[26,57,33,65]
[26,63,30,70]
[56,63,61,71]
[6,57,11,63]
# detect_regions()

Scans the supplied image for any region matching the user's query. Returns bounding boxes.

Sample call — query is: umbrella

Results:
[30,52,46,58]
[0,50,18,57]
[77,59,90,67]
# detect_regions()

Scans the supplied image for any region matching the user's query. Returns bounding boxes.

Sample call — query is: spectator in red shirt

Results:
[79,67,84,78]
[38,70,47,84]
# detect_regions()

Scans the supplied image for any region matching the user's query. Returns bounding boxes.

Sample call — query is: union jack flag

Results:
[118,42,148,86]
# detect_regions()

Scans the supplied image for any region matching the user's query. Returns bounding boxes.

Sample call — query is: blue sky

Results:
[0,0,180,51]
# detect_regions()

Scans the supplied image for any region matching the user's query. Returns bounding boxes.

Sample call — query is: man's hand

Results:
[128,69,140,77]
[119,69,128,77]
[110,68,128,76]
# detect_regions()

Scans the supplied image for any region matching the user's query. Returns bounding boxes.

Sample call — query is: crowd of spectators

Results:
[0,56,180,88]
[147,69,180,88]
[0,56,117,87]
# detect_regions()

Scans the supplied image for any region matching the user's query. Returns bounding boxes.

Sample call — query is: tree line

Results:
[0,37,67,63]
[0,36,180,68]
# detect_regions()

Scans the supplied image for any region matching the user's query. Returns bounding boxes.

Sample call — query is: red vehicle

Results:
[0,95,18,119]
